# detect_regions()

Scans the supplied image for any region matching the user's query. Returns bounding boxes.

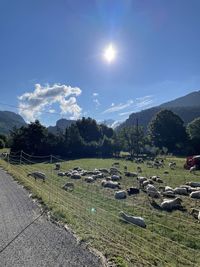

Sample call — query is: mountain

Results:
[101,119,121,129]
[118,90,200,131]
[0,111,26,135]
[48,119,75,134]
[160,91,200,108]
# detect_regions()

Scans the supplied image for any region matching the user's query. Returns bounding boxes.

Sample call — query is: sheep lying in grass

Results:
[162,186,175,198]
[101,180,121,189]
[57,172,66,177]
[27,171,46,182]
[124,171,138,177]
[127,187,140,195]
[190,208,200,221]
[146,184,161,198]
[71,173,81,179]
[150,176,163,183]
[111,175,121,181]
[115,190,127,199]
[169,162,176,169]
[110,167,121,175]
[174,187,188,196]
[190,190,200,199]
[92,173,104,179]
[186,181,200,187]
[84,176,95,183]
[190,165,196,174]
[99,168,109,174]
[137,176,147,187]
[119,211,146,228]
[62,182,74,191]
[160,197,183,211]
[55,163,61,170]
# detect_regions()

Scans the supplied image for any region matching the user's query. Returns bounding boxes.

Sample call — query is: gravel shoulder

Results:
[0,168,104,267]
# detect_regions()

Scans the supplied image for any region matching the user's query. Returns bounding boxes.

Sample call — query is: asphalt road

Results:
[0,168,104,267]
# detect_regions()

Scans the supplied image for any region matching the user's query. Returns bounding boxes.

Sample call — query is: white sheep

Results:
[85,176,95,183]
[124,171,138,177]
[111,175,121,181]
[169,162,176,169]
[101,180,120,189]
[186,181,200,187]
[160,197,183,211]
[99,168,109,173]
[62,182,74,191]
[146,184,161,198]
[162,190,175,198]
[115,190,127,199]
[55,163,61,170]
[27,171,46,182]
[189,165,196,174]
[71,173,81,179]
[92,173,104,179]
[57,172,66,177]
[190,190,200,199]
[119,211,146,228]
[174,187,188,196]
[137,176,147,186]
[110,167,121,174]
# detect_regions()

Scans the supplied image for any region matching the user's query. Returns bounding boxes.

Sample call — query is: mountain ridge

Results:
[0,111,26,135]
[118,90,200,131]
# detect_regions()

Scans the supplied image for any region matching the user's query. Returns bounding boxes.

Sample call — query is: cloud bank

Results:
[18,83,82,121]
[103,100,133,114]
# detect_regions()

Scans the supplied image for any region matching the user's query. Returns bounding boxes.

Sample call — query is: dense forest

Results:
[1,110,200,158]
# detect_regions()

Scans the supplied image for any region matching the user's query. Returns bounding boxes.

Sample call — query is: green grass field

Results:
[0,154,200,267]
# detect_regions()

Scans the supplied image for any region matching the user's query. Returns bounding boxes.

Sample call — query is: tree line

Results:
[1,110,200,157]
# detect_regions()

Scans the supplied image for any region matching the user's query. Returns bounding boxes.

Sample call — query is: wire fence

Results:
[1,151,200,266]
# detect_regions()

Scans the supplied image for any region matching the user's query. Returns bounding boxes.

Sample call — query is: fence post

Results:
[7,152,10,170]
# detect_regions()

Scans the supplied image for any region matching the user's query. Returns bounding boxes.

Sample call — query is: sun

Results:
[103,44,116,63]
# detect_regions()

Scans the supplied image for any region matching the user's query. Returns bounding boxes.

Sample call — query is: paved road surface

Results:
[0,168,103,267]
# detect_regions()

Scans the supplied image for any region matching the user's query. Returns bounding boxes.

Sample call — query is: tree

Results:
[10,120,48,155]
[76,117,102,142]
[67,124,85,157]
[187,117,200,153]
[0,139,5,149]
[148,110,187,152]
[187,117,200,140]
[101,136,114,157]
[120,126,145,157]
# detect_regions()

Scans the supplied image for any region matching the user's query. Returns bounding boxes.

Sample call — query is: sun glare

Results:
[103,44,116,63]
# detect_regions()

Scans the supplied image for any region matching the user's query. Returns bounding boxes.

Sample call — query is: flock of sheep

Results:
[27,159,200,229]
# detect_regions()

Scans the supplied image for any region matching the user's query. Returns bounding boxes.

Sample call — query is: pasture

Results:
[0,154,200,267]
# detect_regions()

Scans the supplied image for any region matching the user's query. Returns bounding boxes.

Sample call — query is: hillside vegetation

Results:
[1,155,200,266]
[119,91,200,132]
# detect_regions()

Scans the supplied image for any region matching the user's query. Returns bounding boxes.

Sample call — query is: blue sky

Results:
[1,0,200,126]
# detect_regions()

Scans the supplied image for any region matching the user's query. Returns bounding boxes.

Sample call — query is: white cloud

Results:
[103,100,133,114]
[18,83,82,121]
[119,96,154,116]
[48,109,56,113]
[93,98,100,107]
[135,95,153,108]
[93,92,99,97]
[119,111,133,116]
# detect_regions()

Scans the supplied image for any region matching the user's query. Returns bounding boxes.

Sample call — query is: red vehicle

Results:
[184,155,200,170]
